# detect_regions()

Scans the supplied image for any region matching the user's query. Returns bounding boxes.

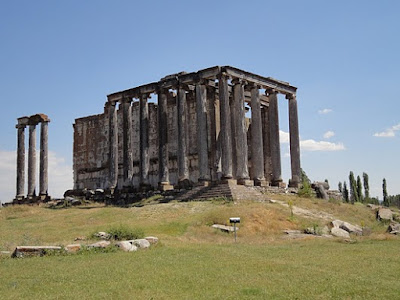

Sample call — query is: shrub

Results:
[92,225,145,241]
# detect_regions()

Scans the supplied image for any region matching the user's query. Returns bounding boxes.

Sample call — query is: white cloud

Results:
[279,130,345,152]
[318,108,333,115]
[0,150,72,204]
[323,131,335,139]
[373,123,400,138]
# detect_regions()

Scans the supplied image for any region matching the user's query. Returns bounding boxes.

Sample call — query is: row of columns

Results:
[15,114,50,200]
[106,74,301,189]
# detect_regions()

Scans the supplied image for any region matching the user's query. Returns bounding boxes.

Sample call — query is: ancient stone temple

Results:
[14,113,50,202]
[73,66,300,194]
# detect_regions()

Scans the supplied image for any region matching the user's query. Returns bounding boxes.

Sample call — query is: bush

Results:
[92,225,145,241]
[298,181,313,198]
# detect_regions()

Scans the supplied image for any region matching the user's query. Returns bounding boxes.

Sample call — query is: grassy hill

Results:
[1,195,399,299]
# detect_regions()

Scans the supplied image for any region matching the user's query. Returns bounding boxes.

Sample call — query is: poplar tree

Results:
[357,175,363,203]
[363,172,370,201]
[338,182,343,193]
[343,181,349,203]
[349,171,358,204]
[383,178,389,207]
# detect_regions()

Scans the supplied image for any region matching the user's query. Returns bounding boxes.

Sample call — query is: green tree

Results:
[363,172,370,201]
[298,168,313,198]
[356,175,363,203]
[349,171,358,204]
[343,181,349,203]
[383,178,389,207]
[338,182,343,193]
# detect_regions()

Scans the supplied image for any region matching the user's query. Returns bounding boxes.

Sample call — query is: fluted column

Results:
[233,79,250,184]
[158,89,173,190]
[250,85,266,186]
[16,123,26,199]
[218,73,233,179]
[288,94,301,187]
[207,85,218,181]
[27,122,37,197]
[196,81,210,182]
[122,97,133,186]
[39,120,49,197]
[267,89,283,186]
[108,102,118,189]
[140,94,150,186]
[177,86,189,184]
[261,106,272,184]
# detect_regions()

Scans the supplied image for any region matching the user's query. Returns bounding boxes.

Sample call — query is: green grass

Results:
[0,197,399,299]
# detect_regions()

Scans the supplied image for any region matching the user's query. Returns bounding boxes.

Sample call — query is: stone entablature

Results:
[73,66,301,192]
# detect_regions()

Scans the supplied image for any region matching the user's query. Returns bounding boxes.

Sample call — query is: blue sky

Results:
[0,0,399,202]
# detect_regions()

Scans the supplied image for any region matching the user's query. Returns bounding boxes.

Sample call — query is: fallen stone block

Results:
[115,241,138,252]
[329,220,344,229]
[211,224,238,233]
[387,222,400,235]
[129,239,150,249]
[340,222,362,236]
[145,236,159,244]
[330,227,350,239]
[377,208,393,221]
[88,241,110,248]
[94,232,111,240]
[65,244,81,253]
[12,246,62,258]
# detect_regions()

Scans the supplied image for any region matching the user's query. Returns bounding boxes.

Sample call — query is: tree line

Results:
[338,173,400,207]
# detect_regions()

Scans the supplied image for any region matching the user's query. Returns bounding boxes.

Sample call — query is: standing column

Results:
[250,85,267,186]
[233,79,250,185]
[207,85,218,181]
[158,89,173,190]
[140,94,150,187]
[108,101,118,189]
[16,123,26,199]
[196,81,210,183]
[267,89,283,187]
[27,121,37,197]
[122,97,134,187]
[287,94,301,187]
[218,73,233,180]
[177,86,189,185]
[261,106,272,184]
[39,120,49,198]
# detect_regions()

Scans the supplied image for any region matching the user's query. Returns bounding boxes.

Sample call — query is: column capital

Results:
[218,72,230,81]
[286,93,296,100]
[231,78,247,86]
[120,96,132,104]
[265,88,278,96]
[16,124,26,129]
[140,93,152,100]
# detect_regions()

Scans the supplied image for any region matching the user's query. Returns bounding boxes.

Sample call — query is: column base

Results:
[158,182,174,191]
[271,180,286,188]
[237,179,254,186]
[39,194,50,201]
[254,179,268,187]
[196,180,211,187]
[140,183,152,192]
[288,179,301,188]
[221,178,237,185]
[15,195,24,201]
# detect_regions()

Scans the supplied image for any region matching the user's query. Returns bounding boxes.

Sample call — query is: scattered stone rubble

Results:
[9,236,159,258]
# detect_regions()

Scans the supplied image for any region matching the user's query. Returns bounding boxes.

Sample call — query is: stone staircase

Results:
[175,182,268,202]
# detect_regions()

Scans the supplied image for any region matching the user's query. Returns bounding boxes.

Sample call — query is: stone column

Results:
[158,89,173,190]
[250,85,266,186]
[121,98,134,186]
[196,81,210,183]
[177,86,189,186]
[27,122,37,197]
[218,73,233,180]
[233,79,251,185]
[16,123,26,199]
[287,94,301,187]
[140,94,150,187]
[108,102,118,189]
[261,106,272,184]
[39,120,49,198]
[207,85,218,181]
[267,89,283,187]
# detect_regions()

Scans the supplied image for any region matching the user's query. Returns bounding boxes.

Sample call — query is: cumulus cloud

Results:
[0,150,72,203]
[279,130,345,152]
[373,123,400,138]
[318,108,333,115]
[323,131,335,139]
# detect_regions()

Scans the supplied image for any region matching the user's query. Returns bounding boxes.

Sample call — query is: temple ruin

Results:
[73,66,300,197]
[14,114,50,202]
